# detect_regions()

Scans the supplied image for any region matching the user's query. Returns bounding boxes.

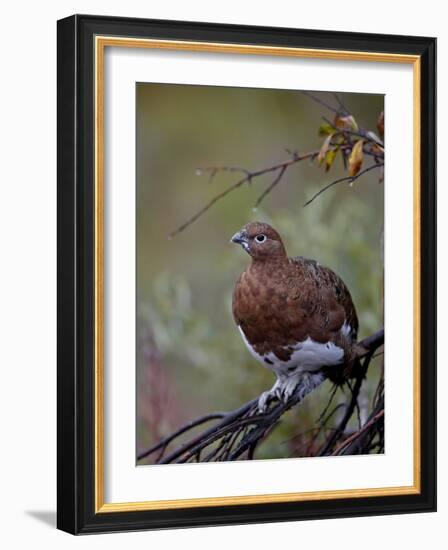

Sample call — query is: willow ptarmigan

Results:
[231,221,359,411]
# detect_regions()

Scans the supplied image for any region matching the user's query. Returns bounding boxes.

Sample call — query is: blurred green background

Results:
[136,85,384,462]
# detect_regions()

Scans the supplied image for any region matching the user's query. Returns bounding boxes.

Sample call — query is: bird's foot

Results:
[257,375,306,412]
[257,390,275,412]
[257,376,301,412]
[257,372,326,412]
[257,378,285,412]
[280,374,303,402]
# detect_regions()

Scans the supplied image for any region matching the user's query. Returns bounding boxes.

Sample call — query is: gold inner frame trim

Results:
[94,35,421,513]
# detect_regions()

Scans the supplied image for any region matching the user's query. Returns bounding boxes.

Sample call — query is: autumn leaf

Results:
[371,142,384,156]
[348,139,364,177]
[334,114,358,132]
[317,133,333,166]
[377,111,384,138]
[324,146,339,172]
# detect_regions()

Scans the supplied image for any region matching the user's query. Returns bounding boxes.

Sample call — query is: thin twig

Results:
[316,383,339,425]
[301,90,340,114]
[168,176,251,238]
[332,409,384,456]
[199,166,251,185]
[254,165,287,207]
[333,92,349,116]
[303,163,383,207]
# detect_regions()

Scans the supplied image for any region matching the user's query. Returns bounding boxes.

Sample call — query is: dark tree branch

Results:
[137,328,384,464]
[169,155,382,237]
[168,151,317,238]
[137,412,226,461]
[333,409,384,456]
[317,362,370,455]
[316,331,384,456]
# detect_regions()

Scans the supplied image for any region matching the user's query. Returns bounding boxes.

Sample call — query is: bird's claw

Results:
[274,386,284,400]
[257,390,274,412]
[258,376,302,412]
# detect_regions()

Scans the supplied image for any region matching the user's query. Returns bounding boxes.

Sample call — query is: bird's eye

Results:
[255,234,267,243]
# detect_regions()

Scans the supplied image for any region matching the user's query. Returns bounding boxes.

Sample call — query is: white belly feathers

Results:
[237,325,344,377]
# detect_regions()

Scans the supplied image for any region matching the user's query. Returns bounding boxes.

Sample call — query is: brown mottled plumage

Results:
[231,222,359,409]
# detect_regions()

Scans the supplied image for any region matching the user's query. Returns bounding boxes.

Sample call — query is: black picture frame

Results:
[57,14,436,534]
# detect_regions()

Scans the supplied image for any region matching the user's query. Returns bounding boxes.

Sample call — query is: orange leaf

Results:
[348,139,364,177]
[334,114,358,131]
[377,111,384,138]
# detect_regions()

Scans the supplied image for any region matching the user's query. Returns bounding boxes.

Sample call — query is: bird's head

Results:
[230,222,287,261]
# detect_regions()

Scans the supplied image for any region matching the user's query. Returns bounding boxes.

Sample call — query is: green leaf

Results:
[318,123,335,136]
[324,146,339,172]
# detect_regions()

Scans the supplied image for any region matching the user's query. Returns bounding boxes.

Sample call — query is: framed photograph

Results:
[57,14,436,534]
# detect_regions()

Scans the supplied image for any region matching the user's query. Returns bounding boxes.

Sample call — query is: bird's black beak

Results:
[230,229,250,252]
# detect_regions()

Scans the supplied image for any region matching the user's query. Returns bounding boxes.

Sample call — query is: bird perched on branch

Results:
[231,222,360,411]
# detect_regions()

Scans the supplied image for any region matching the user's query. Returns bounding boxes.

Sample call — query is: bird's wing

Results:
[289,257,359,343]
